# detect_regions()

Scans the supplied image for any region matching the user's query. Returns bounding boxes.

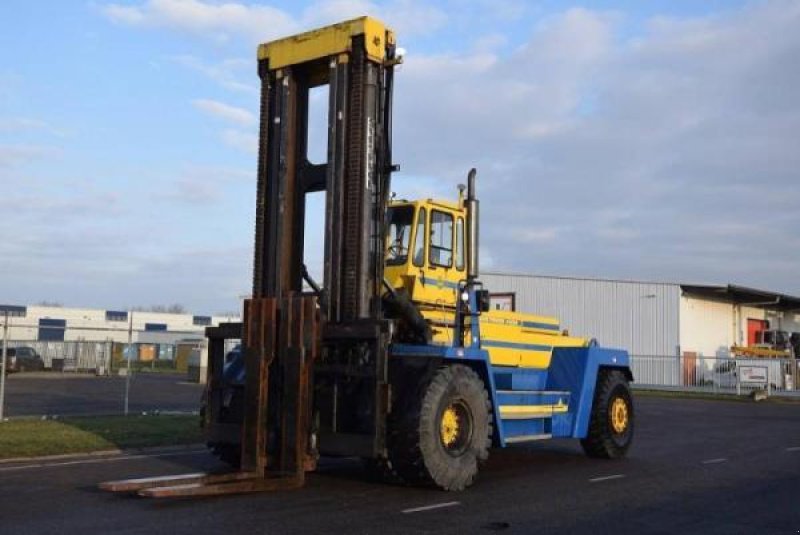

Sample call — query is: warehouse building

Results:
[482,272,800,359]
[0,304,239,345]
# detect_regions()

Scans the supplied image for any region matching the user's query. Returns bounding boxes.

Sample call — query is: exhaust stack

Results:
[466,168,479,281]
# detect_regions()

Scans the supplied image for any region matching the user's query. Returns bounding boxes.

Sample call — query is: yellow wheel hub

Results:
[610,397,629,434]
[440,405,460,447]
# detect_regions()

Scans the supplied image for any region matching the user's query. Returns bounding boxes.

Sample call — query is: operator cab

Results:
[385,196,467,308]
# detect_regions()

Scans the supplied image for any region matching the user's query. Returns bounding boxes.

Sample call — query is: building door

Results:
[682,351,697,386]
[747,319,768,346]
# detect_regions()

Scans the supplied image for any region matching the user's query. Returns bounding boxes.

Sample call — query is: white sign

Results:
[740,365,768,384]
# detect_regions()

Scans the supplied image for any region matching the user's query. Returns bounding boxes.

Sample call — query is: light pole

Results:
[124,311,133,415]
[0,311,9,421]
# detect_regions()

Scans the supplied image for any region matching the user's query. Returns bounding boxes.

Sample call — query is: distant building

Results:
[482,272,800,358]
[0,305,240,345]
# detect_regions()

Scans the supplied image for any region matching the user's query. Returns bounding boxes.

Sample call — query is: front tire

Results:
[388,364,492,491]
[581,369,634,459]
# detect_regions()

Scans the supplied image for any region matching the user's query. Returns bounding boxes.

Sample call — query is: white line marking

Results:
[786,446,800,452]
[701,458,728,465]
[588,474,625,483]
[401,501,460,514]
[0,449,207,473]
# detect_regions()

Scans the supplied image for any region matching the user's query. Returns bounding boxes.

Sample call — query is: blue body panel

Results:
[492,366,548,390]
[390,343,631,446]
[547,346,630,438]
[391,342,506,446]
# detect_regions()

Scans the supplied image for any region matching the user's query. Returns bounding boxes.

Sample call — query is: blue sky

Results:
[1,1,798,314]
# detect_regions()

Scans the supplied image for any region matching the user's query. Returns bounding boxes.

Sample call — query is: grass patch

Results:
[0,414,203,460]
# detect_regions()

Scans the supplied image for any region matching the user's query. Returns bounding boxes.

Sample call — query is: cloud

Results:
[155,177,221,205]
[0,169,253,313]
[50,0,800,306]
[221,128,257,154]
[0,144,59,168]
[192,98,255,126]
[169,55,256,94]
[101,0,447,44]
[388,2,800,294]
[102,0,298,43]
[0,118,65,137]
[152,166,250,205]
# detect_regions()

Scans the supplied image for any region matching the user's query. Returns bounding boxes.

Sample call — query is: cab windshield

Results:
[385,205,414,266]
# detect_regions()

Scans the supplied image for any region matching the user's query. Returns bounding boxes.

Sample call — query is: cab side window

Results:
[412,208,426,267]
[456,217,465,271]
[429,210,453,267]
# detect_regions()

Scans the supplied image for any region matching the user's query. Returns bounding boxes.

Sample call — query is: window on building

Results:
[0,305,26,317]
[145,323,168,332]
[429,210,453,267]
[38,318,66,341]
[193,315,212,326]
[106,310,128,322]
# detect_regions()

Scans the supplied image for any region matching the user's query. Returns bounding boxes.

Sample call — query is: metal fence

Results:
[0,338,244,418]
[630,354,799,396]
[5,340,114,372]
[3,338,237,374]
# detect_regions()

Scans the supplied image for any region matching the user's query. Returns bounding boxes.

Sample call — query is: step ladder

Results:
[492,366,572,445]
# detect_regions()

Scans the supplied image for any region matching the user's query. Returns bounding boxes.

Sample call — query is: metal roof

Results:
[680,284,800,311]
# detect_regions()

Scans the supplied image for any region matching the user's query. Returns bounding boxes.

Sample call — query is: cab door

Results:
[420,208,465,306]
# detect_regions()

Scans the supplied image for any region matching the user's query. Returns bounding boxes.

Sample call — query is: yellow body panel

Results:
[385,198,588,369]
[480,310,588,368]
[257,17,394,68]
[498,404,569,419]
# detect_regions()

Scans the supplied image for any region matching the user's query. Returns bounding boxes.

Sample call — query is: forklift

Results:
[101,17,634,497]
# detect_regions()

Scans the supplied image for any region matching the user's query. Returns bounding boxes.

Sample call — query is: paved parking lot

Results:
[2,372,204,417]
[0,395,798,534]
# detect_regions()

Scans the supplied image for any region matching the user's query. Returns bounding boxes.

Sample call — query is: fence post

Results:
[124,312,133,415]
[0,311,8,420]
[767,367,771,396]
[736,365,741,396]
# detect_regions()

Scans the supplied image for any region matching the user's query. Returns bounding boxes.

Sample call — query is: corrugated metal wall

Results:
[482,272,681,356]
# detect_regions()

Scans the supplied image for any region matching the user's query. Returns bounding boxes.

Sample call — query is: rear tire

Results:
[387,364,492,491]
[581,369,634,459]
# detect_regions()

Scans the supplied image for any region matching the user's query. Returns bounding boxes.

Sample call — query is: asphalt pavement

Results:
[0,395,798,535]
[2,372,204,417]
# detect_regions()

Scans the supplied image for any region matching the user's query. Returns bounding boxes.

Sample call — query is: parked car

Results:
[2,346,45,373]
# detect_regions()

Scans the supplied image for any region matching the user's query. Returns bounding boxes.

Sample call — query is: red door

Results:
[682,352,697,386]
[747,319,768,346]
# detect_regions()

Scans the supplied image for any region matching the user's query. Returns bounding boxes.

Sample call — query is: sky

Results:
[0,0,798,315]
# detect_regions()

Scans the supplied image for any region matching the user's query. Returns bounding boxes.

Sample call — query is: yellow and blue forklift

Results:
[101,16,634,496]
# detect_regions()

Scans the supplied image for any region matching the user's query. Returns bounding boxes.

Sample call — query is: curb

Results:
[0,443,206,465]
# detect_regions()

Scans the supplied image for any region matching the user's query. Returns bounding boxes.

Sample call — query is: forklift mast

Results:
[252,17,396,318]
[241,17,398,480]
